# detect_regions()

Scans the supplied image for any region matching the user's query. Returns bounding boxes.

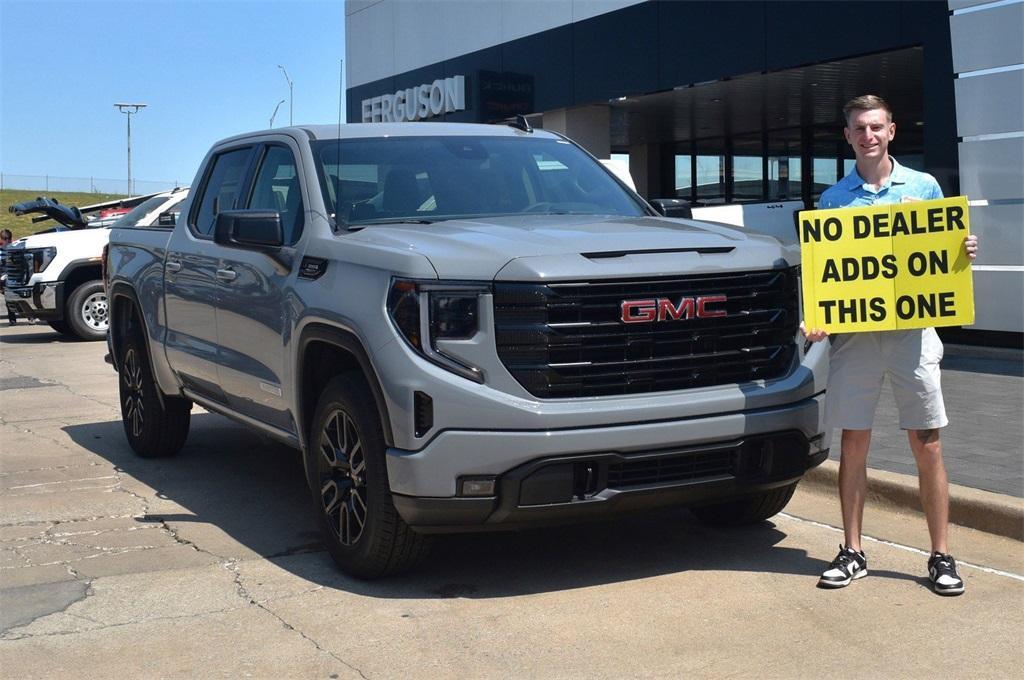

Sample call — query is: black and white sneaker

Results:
[818,544,868,588]
[928,552,965,596]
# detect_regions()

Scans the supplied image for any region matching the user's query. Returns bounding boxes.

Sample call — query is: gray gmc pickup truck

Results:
[106,122,828,578]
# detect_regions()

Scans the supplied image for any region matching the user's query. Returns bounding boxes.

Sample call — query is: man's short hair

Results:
[843,95,892,125]
[0,229,12,241]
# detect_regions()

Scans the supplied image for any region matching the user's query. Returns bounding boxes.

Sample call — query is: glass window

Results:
[696,153,725,203]
[191,147,252,236]
[768,129,801,201]
[674,154,692,199]
[247,146,304,244]
[312,136,646,225]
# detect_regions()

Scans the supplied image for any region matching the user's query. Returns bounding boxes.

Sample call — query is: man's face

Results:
[844,107,895,163]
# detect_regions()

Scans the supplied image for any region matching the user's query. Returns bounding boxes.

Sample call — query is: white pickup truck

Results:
[4,188,188,339]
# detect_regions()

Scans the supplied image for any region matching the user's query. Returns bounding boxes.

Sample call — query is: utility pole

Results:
[114,103,147,196]
[277,65,293,125]
[270,99,286,128]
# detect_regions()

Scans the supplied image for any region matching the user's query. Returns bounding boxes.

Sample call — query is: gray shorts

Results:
[825,327,948,431]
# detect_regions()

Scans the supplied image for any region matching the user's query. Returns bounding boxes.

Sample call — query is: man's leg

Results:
[839,429,872,551]
[908,428,949,554]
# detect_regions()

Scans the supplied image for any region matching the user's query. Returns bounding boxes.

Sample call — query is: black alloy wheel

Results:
[306,375,430,578]
[317,408,369,546]
[122,346,145,439]
[118,330,191,458]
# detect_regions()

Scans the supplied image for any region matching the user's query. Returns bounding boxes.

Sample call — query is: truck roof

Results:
[215,122,561,146]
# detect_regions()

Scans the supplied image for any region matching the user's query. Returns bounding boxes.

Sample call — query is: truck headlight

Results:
[28,247,58,273]
[387,278,487,383]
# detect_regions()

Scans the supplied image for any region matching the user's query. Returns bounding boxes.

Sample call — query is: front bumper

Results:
[4,282,63,320]
[387,392,828,531]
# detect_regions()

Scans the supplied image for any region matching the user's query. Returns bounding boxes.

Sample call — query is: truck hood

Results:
[14,226,111,250]
[346,214,795,280]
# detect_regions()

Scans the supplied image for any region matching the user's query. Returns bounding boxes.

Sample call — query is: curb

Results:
[801,460,1024,542]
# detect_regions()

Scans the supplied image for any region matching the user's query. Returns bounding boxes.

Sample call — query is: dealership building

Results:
[345,0,1023,337]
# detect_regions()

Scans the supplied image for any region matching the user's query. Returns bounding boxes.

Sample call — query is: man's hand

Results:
[964,234,978,260]
[799,322,829,343]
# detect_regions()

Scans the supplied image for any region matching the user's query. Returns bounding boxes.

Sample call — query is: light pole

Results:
[277,64,293,125]
[114,103,147,196]
[270,99,286,128]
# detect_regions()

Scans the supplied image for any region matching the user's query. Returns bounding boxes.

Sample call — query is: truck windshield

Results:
[312,136,646,226]
[111,194,175,227]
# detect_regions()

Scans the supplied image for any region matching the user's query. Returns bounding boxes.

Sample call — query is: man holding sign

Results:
[803,96,977,595]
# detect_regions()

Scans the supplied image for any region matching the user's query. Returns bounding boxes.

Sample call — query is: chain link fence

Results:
[0,173,184,196]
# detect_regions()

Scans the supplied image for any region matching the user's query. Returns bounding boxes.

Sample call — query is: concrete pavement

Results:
[2,322,1023,678]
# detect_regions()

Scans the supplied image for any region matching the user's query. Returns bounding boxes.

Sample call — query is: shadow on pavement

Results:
[0,330,86,345]
[66,412,843,599]
[941,354,1024,378]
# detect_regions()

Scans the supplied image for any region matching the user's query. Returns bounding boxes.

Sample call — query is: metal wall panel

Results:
[950,3,1024,73]
[970,270,1024,332]
[958,137,1024,200]
[346,1,395,87]
[966,203,1024,267]
[393,1,449,75]
[955,70,1024,137]
[501,0,572,43]
[948,0,994,9]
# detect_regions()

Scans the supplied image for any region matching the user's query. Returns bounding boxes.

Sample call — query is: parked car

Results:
[106,123,828,578]
[5,188,189,339]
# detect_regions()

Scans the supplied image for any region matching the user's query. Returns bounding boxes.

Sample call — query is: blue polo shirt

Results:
[819,157,943,209]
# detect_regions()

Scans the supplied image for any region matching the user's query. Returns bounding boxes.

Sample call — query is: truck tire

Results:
[307,375,430,579]
[690,482,798,526]
[66,280,109,340]
[47,320,72,336]
[119,331,191,458]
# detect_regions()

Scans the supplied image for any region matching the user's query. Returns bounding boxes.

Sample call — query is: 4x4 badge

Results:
[620,295,728,323]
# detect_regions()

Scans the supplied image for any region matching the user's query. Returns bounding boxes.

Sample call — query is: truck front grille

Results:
[493,268,799,398]
[1,249,30,286]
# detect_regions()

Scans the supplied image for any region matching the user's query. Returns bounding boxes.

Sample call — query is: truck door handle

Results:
[216,267,237,283]
[166,261,182,273]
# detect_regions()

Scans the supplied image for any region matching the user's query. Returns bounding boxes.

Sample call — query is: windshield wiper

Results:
[349,217,443,226]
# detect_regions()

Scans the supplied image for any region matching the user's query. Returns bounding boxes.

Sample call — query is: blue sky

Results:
[1,0,346,189]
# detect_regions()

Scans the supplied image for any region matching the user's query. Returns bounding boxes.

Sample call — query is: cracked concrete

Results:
[3,322,1023,679]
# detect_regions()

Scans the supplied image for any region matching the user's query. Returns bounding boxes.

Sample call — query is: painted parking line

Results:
[779,512,1024,582]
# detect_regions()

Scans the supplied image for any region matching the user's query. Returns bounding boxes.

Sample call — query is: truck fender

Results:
[107,282,179,404]
[295,324,395,452]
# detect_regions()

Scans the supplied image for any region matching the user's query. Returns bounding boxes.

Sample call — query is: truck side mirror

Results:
[214,210,283,249]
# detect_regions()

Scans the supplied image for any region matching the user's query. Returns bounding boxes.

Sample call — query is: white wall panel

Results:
[501,0,573,43]
[948,0,999,9]
[950,2,1024,73]
[969,270,1024,332]
[393,1,447,74]
[346,1,395,87]
[954,70,1024,137]
[442,1,502,61]
[346,1,382,16]
[347,0,650,86]
[959,137,1024,201]
[572,0,646,23]
[966,203,1024,267]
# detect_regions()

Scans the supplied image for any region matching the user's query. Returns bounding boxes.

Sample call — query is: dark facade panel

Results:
[572,1,659,105]
[765,1,905,70]
[443,46,502,123]
[348,77,395,123]
[502,25,573,115]
[657,1,767,89]
[905,1,960,195]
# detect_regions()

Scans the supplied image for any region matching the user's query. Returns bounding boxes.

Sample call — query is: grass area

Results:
[1,189,127,239]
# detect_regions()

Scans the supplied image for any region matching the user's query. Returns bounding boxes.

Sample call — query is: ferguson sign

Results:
[361,75,466,122]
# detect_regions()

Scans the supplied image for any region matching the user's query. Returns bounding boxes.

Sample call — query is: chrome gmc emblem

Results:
[620,295,728,323]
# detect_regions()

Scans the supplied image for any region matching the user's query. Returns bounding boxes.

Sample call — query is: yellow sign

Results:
[799,196,974,333]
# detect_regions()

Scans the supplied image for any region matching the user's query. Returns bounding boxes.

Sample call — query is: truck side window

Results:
[191,147,253,237]
[247,146,304,244]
